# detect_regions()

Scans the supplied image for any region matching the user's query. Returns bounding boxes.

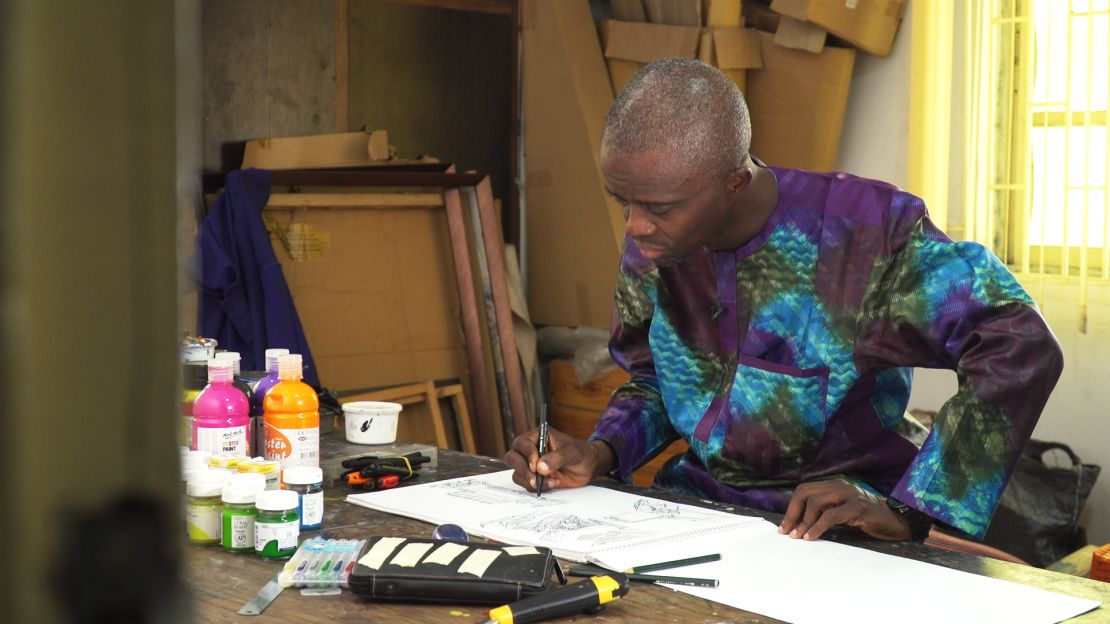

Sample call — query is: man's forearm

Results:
[589,439,617,478]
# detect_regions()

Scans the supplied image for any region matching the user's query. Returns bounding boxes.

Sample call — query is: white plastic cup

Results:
[343,401,402,444]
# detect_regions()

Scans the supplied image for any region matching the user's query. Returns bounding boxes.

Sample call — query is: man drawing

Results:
[506,59,1062,543]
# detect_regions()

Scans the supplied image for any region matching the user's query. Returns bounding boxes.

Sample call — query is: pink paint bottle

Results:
[193,357,251,456]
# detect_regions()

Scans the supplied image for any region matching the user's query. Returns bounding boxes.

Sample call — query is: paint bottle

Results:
[254,489,300,559]
[215,351,255,453]
[193,358,251,456]
[250,348,289,457]
[263,354,319,469]
[220,473,266,553]
[186,471,229,545]
[281,466,324,531]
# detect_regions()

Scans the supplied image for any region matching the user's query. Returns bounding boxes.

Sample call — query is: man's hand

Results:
[778,479,911,542]
[504,427,615,492]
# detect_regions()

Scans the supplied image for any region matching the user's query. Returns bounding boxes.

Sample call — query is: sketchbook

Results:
[345,469,767,562]
[345,470,1101,623]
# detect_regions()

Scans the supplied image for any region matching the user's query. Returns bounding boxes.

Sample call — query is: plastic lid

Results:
[187,472,230,497]
[222,485,262,504]
[222,473,265,503]
[206,358,234,382]
[282,466,323,486]
[265,348,291,372]
[180,449,212,472]
[181,466,211,484]
[215,351,242,375]
[228,471,267,491]
[276,354,303,381]
[255,489,299,511]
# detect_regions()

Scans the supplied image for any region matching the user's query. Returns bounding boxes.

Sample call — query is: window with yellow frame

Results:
[966,0,1109,278]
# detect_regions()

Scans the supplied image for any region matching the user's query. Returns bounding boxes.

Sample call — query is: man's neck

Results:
[709,164,780,251]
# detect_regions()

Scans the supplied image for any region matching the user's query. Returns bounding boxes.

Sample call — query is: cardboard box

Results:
[242,130,390,170]
[603,20,701,95]
[611,0,648,22]
[769,0,905,56]
[698,27,762,94]
[522,0,626,329]
[743,0,782,31]
[643,0,702,26]
[549,360,689,487]
[703,0,743,27]
[773,14,827,53]
[745,31,855,171]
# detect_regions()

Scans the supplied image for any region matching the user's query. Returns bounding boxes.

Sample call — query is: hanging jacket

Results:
[195,168,321,387]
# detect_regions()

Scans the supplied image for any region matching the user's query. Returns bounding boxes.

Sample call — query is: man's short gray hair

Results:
[601,58,751,176]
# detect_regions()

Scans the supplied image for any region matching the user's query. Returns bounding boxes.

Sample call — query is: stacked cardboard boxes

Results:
[601,0,762,98]
[595,0,905,171]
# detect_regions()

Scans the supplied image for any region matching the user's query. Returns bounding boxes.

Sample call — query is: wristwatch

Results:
[886,498,933,542]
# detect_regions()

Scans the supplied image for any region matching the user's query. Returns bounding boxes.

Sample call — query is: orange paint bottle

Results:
[263,354,320,469]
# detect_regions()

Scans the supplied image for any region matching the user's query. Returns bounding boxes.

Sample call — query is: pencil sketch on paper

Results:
[480,497,729,546]
[481,511,652,545]
[430,476,568,507]
[612,498,725,524]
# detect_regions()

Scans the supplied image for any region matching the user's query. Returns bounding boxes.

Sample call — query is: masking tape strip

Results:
[390,542,435,568]
[424,542,470,566]
[458,549,502,577]
[357,537,406,570]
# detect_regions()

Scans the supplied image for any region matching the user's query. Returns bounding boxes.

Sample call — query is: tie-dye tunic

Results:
[590,167,1063,539]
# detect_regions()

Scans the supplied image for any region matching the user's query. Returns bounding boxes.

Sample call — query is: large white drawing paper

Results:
[346,469,764,561]
[346,470,1101,623]
[592,524,1101,624]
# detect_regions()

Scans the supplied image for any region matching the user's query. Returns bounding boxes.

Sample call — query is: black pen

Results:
[567,566,718,588]
[535,403,548,497]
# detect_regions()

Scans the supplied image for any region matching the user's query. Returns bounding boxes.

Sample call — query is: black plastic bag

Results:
[983,440,1101,567]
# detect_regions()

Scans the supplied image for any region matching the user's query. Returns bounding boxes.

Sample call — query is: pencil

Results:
[535,403,548,498]
[628,553,722,574]
[566,567,719,588]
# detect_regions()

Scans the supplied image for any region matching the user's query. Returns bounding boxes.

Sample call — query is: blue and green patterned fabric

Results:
[590,167,1063,539]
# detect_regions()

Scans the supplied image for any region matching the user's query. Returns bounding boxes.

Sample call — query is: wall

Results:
[201,0,338,172]
[347,0,512,205]
[838,1,1109,546]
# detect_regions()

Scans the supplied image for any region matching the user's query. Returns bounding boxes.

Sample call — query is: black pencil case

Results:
[348,536,557,605]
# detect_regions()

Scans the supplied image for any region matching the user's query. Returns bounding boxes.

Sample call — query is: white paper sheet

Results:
[592,524,1101,624]
[345,470,1101,623]
[347,469,762,561]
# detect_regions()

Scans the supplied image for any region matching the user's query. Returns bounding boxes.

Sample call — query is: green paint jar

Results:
[186,472,228,545]
[254,489,299,559]
[220,473,265,553]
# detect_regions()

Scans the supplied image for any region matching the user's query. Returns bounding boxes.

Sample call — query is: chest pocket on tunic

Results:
[710,356,829,483]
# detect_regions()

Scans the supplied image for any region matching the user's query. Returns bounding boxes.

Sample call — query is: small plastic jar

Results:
[186,472,228,545]
[282,466,324,531]
[255,489,300,559]
[237,457,281,490]
[220,473,266,553]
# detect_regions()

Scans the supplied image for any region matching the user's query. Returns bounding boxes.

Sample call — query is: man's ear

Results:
[725,164,753,194]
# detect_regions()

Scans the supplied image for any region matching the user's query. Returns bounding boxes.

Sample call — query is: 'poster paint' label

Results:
[196,425,248,456]
[264,424,319,469]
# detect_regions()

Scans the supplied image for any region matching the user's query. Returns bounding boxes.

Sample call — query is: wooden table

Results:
[185,441,1110,623]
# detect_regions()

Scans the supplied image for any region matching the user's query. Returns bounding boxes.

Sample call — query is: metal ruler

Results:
[238,572,284,616]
